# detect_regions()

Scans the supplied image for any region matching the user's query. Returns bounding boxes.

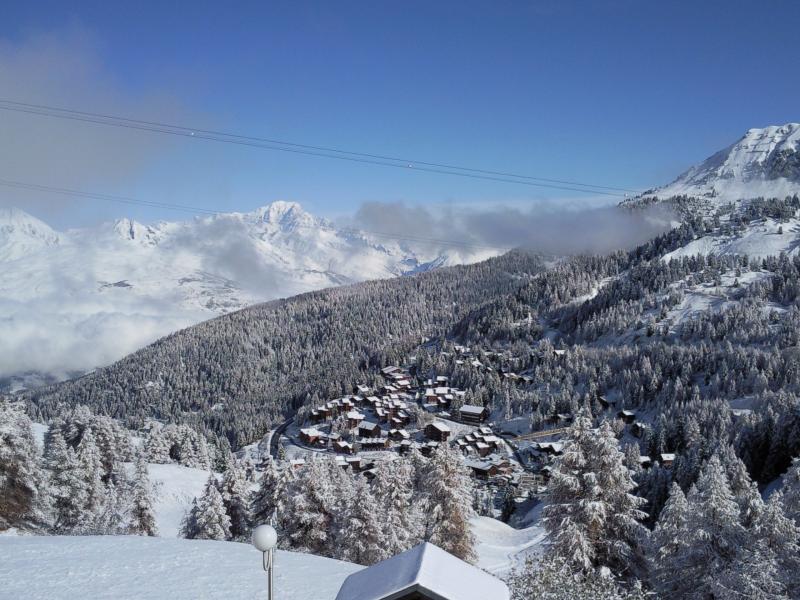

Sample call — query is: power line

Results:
[0,178,505,251]
[0,98,641,197]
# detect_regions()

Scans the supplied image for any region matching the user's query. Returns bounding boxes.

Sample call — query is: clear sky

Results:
[1,0,799,227]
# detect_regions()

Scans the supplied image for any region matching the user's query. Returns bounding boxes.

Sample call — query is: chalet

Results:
[465,459,499,479]
[475,442,492,457]
[617,409,636,424]
[639,456,652,469]
[381,366,400,376]
[360,437,390,450]
[359,421,382,438]
[553,349,567,358]
[333,440,354,454]
[459,405,489,424]
[398,439,413,454]
[536,441,564,455]
[335,542,510,600]
[556,413,573,425]
[299,427,323,445]
[347,410,366,428]
[598,395,612,409]
[356,384,371,395]
[390,428,411,442]
[436,375,449,385]
[632,421,650,438]
[660,453,676,467]
[425,421,451,442]
[346,456,362,471]
[419,441,440,457]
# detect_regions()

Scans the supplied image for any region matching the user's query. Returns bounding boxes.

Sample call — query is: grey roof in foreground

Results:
[334,542,509,600]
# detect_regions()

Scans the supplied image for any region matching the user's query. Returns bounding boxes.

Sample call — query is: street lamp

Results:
[252,524,278,600]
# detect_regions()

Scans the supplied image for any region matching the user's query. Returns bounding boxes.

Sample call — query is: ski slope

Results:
[0,535,360,600]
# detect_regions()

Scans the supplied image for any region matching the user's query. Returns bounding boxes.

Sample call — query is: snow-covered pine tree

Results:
[509,554,649,600]
[750,491,800,597]
[219,464,251,541]
[128,451,158,536]
[420,442,476,563]
[669,455,748,599]
[543,412,647,576]
[0,402,50,531]
[371,457,419,556]
[95,481,127,535]
[181,475,230,540]
[251,457,283,526]
[46,428,88,533]
[339,474,385,565]
[279,457,343,557]
[782,456,800,526]
[76,428,105,532]
[649,482,689,596]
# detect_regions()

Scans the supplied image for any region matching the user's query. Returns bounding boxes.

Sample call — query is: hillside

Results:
[0,535,360,600]
[0,201,495,389]
[21,250,546,446]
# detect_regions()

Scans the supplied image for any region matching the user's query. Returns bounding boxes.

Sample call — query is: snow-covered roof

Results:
[460,405,486,415]
[429,421,451,433]
[334,542,509,600]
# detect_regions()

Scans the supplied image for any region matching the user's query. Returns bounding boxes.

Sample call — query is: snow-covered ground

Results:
[0,535,360,600]
[147,463,211,538]
[663,218,800,260]
[470,516,545,575]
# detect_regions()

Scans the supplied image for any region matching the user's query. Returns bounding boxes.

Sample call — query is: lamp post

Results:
[252,524,278,600]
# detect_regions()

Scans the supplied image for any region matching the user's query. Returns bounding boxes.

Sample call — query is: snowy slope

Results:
[470,516,545,575]
[663,217,800,260]
[648,123,800,202]
[0,535,360,600]
[0,202,496,385]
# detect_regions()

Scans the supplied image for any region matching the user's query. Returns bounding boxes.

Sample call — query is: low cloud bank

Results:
[351,201,675,256]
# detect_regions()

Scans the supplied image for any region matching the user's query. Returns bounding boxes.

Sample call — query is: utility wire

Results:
[0,99,641,197]
[0,178,505,251]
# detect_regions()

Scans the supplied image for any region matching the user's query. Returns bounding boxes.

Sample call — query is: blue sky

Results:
[1,0,799,227]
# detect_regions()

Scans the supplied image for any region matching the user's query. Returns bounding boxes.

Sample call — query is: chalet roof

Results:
[428,422,451,433]
[300,427,322,437]
[660,453,676,461]
[335,542,509,600]
[360,421,380,431]
[347,411,366,419]
[460,405,486,415]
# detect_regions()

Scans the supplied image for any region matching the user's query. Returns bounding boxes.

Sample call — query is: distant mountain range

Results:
[4,122,800,389]
[0,201,493,388]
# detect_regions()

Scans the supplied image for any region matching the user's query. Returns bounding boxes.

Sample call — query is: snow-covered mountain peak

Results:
[112,217,159,243]
[249,200,319,231]
[648,122,800,202]
[0,207,60,260]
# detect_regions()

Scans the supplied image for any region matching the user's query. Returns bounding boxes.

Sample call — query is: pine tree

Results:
[669,455,748,598]
[340,475,385,565]
[279,458,342,556]
[509,554,649,600]
[251,457,283,526]
[181,476,230,540]
[420,443,476,563]
[76,428,104,532]
[543,413,647,576]
[781,456,800,526]
[372,457,419,556]
[0,403,50,530]
[219,464,251,540]
[46,429,87,533]
[649,482,689,596]
[128,452,158,536]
